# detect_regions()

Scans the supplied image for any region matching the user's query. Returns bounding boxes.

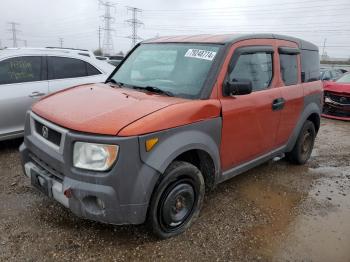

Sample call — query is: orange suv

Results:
[20,34,323,238]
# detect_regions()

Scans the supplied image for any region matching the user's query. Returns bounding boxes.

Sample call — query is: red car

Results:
[323,73,350,121]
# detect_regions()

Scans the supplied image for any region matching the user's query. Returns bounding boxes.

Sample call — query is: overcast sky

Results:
[0,0,349,58]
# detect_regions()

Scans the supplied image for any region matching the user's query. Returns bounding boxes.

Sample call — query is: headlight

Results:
[73,142,119,171]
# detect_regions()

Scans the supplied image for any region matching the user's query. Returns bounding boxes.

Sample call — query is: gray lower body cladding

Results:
[286,91,322,152]
[20,114,161,225]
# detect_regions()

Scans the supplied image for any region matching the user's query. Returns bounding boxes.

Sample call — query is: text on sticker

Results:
[185,49,217,61]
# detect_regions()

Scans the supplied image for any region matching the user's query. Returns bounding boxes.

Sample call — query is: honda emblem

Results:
[42,126,49,139]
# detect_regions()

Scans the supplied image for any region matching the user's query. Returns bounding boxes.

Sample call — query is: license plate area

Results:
[31,169,52,197]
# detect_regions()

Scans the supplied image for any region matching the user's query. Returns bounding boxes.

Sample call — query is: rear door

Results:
[219,39,283,171]
[0,56,48,138]
[48,56,105,93]
[275,40,304,146]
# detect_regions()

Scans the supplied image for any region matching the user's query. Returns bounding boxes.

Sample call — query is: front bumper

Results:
[322,93,350,121]
[321,113,350,121]
[20,113,161,225]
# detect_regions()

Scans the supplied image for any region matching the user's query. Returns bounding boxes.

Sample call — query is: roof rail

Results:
[45,47,89,52]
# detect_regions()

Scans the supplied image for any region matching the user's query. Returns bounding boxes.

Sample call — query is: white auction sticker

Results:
[184,49,217,61]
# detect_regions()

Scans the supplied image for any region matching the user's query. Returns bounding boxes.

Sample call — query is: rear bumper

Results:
[20,113,161,225]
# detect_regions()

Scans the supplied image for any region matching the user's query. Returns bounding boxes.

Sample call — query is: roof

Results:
[0,48,115,74]
[143,33,318,51]
[0,47,95,58]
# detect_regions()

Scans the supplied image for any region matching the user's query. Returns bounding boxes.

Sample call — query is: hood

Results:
[324,81,350,94]
[32,83,187,135]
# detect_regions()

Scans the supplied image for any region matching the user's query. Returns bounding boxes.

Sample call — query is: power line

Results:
[144,0,347,12]
[125,6,143,47]
[8,22,21,48]
[99,0,116,56]
[142,10,350,21]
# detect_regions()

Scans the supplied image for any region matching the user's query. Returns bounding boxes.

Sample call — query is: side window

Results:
[0,56,42,85]
[86,63,101,76]
[229,52,273,92]
[48,57,87,80]
[301,50,320,82]
[280,54,298,86]
[332,70,341,80]
[323,71,331,80]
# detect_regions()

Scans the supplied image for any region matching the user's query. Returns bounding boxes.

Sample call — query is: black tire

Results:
[147,161,205,239]
[287,120,316,165]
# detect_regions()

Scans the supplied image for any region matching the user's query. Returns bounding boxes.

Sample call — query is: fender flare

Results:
[286,101,321,152]
[138,118,222,179]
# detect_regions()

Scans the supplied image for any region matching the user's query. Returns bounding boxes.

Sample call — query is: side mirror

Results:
[224,80,252,96]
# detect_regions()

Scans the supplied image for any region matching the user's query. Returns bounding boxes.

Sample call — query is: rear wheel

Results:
[287,120,316,165]
[147,161,205,239]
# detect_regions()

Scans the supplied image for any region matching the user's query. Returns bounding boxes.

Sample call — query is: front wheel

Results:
[287,120,316,165]
[147,161,205,239]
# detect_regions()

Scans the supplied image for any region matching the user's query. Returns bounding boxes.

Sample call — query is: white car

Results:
[0,47,115,141]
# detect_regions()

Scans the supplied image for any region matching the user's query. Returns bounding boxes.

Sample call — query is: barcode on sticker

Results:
[185,49,217,61]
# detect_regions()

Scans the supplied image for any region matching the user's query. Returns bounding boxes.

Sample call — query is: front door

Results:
[219,40,283,171]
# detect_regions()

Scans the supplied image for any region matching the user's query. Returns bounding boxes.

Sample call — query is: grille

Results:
[323,104,350,118]
[325,92,350,105]
[34,120,62,147]
[29,153,64,181]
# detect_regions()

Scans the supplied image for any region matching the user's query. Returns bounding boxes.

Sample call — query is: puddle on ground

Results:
[238,175,308,259]
[274,166,350,262]
[235,163,350,261]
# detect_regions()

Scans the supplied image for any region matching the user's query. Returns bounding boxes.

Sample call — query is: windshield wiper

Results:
[106,79,125,87]
[132,85,174,97]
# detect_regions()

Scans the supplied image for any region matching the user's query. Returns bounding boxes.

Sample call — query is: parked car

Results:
[96,56,109,61]
[323,73,350,121]
[0,48,115,141]
[320,68,344,81]
[45,47,96,59]
[107,55,124,60]
[108,59,122,67]
[20,34,322,238]
[106,55,124,67]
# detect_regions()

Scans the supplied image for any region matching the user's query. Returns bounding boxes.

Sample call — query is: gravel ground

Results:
[0,118,349,262]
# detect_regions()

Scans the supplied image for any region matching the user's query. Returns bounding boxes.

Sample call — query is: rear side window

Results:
[280,54,298,86]
[0,56,42,85]
[229,52,273,92]
[301,50,320,82]
[86,63,101,76]
[48,57,98,80]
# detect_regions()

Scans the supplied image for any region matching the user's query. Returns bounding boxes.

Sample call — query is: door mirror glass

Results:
[224,80,252,96]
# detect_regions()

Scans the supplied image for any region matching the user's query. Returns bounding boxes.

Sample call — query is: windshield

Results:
[336,73,350,83]
[110,43,221,99]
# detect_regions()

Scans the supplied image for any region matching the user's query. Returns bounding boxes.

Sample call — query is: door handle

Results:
[29,92,46,98]
[272,98,285,111]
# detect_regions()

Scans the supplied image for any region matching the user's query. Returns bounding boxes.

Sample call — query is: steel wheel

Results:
[147,161,205,239]
[158,180,196,231]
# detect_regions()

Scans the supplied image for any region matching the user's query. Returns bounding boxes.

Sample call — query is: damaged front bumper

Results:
[322,92,350,121]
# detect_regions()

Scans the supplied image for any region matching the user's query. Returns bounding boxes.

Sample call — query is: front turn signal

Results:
[145,138,159,152]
